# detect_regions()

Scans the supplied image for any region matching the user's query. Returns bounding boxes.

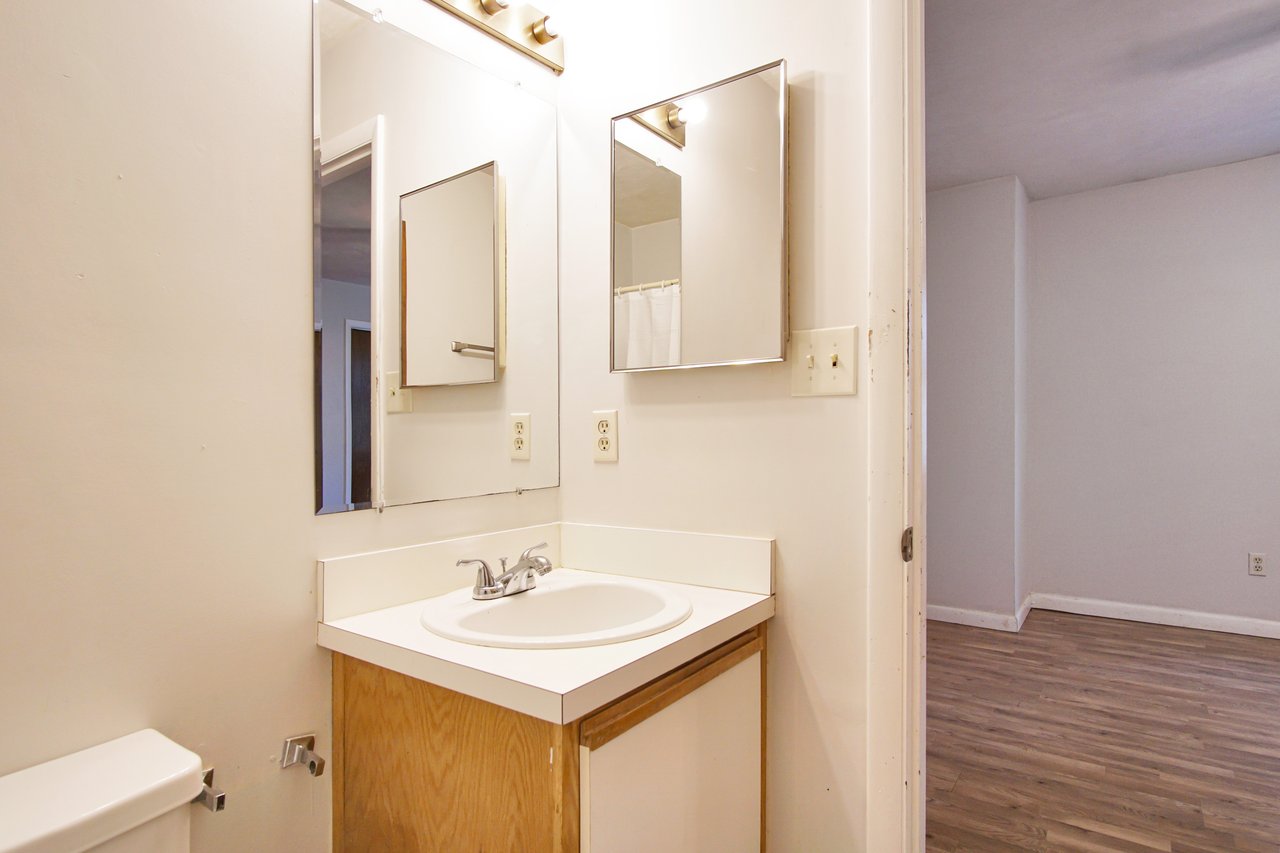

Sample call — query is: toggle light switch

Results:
[790,327,858,397]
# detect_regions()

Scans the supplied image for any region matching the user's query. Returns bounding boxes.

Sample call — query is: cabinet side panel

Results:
[333,653,346,853]
[586,652,762,852]
[340,655,558,851]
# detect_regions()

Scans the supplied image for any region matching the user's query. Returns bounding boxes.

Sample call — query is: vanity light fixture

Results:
[423,0,565,73]
[631,102,686,149]
[531,15,559,44]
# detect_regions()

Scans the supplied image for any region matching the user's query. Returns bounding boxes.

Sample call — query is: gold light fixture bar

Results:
[630,103,684,149]
[424,0,564,74]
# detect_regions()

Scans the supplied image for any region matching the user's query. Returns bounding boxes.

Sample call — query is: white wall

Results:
[1025,153,1280,621]
[0,1,915,851]
[926,177,1027,621]
[628,218,680,286]
[0,1,329,849]
[554,0,905,846]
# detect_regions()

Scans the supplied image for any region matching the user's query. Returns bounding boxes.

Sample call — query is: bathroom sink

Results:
[419,572,692,649]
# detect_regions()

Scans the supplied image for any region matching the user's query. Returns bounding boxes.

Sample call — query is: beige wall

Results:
[554,0,884,846]
[0,1,558,851]
[0,0,913,850]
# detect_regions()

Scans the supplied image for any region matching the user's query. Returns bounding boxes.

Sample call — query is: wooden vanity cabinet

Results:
[332,624,767,852]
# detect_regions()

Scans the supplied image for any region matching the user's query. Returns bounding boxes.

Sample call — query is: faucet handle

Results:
[520,542,548,560]
[520,542,552,575]
[459,558,501,599]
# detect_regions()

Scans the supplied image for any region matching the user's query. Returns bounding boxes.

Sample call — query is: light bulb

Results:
[674,99,707,126]
[531,15,559,44]
[480,0,509,14]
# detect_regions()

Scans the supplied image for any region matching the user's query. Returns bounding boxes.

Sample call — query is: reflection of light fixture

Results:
[531,15,559,44]
[669,99,707,127]
[631,101,686,148]
[479,0,508,14]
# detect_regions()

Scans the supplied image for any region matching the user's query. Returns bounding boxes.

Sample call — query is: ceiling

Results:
[926,0,1280,199]
[613,142,682,228]
[318,0,366,50]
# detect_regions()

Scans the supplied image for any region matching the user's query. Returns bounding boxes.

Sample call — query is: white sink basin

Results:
[419,572,693,649]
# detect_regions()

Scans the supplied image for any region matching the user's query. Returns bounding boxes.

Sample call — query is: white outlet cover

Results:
[790,327,858,397]
[509,412,531,461]
[592,410,618,462]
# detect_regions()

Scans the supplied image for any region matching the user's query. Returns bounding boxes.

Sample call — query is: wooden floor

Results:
[926,610,1280,852]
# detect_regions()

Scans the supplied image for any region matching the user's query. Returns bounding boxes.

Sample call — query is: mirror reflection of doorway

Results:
[315,152,373,514]
[347,324,371,510]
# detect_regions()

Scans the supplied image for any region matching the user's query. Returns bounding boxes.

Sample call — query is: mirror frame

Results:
[609,59,789,373]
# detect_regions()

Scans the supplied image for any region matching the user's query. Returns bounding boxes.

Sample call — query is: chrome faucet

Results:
[460,543,552,601]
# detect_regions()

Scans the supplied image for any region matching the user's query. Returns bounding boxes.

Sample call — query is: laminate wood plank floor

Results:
[927,610,1280,852]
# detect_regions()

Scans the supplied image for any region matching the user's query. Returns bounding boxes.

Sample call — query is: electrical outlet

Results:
[509,413,531,460]
[1249,552,1267,577]
[592,410,618,462]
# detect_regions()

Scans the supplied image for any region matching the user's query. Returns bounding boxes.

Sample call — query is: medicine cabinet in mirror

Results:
[314,0,558,515]
[400,162,500,387]
[611,61,787,372]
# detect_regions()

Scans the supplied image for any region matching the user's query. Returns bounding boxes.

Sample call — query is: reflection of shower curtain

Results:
[615,285,681,369]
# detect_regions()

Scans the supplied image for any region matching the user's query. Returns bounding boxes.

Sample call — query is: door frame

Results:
[320,115,386,511]
[865,0,926,848]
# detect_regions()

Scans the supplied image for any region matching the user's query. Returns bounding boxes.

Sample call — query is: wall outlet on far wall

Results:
[1249,552,1267,577]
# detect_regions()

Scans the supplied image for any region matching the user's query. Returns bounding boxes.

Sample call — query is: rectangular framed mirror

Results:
[400,162,500,388]
[314,0,559,514]
[610,60,788,372]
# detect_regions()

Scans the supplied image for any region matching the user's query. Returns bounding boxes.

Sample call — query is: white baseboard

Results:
[1015,595,1032,630]
[927,604,1021,632]
[1026,593,1280,640]
[931,593,1280,639]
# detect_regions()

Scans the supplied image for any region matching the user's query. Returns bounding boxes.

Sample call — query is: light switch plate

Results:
[592,410,618,462]
[386,372,413,414]
[509,413,531,460]
[790,327,858,397]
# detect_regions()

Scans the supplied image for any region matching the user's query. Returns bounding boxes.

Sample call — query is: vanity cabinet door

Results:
[578,629,765,853]
[333,654,580,853]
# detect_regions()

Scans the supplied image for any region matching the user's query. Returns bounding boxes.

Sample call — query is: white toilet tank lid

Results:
[0,729,203,853]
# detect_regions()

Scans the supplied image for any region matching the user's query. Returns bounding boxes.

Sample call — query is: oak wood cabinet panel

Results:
[333,625,766,853]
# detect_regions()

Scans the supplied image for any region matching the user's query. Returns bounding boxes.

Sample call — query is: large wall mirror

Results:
[611,61,788,372]
[314,0,559,514]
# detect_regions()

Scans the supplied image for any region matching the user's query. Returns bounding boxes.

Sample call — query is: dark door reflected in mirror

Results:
[315,160,373,514]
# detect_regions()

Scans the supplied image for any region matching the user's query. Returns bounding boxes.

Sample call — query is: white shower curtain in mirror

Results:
[615,285,681,369]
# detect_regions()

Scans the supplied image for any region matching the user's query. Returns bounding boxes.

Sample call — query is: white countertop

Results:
[318,568,774,723]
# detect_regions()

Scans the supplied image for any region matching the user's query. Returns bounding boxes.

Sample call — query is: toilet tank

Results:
[0,729,204,853]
